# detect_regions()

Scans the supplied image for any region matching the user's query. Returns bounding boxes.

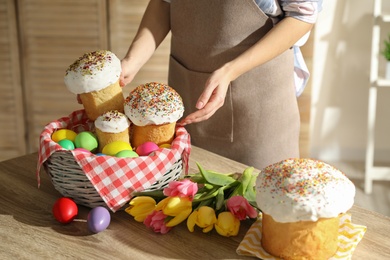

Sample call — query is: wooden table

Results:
[1,147,389,259]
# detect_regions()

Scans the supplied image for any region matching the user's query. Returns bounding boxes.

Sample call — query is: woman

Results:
[120,0,323,169]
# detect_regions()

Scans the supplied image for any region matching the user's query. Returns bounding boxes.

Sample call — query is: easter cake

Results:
[256,158,356,260]
[64,50,124,121]
[124,82,184,148]
[94,110,131,152]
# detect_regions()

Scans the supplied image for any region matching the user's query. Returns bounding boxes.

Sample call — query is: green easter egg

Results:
[115,150,139,158]
[74,131,98,152]
[58,139,75,150]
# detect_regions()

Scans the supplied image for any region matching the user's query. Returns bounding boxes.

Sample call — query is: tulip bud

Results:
[156,196,193,227]
[125,196,156,222]
[215,212,240,237]
[187,206,217,233]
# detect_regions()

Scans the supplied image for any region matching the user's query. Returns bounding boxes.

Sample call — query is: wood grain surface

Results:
[1,146,389,259]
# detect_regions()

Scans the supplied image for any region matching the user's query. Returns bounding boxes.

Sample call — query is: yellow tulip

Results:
[156,196,193,227]
[187,206,217,233]
[215,212,240,237]
[125,196,156,222]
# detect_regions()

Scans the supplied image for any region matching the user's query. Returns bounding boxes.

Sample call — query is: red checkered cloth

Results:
[36,109,191,212]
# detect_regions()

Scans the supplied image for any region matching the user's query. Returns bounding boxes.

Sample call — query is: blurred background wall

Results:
[311,0,390,164]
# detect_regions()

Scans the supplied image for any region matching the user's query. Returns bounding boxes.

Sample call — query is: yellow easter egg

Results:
[52,129,77,143]
[102,141,132,156]
[159,143,171,149]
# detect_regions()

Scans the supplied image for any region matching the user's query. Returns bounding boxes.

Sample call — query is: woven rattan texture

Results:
[44,151,182,209]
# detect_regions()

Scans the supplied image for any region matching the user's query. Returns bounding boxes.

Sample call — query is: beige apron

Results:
[168,0,300,169]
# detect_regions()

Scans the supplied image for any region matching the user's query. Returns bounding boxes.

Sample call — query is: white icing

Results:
[124,82,184,126]
[64,50,121,94]
[255,158,355,223]
[94,110,130,133]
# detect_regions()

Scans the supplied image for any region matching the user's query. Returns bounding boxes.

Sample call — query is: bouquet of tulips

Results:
[125,163,259,237]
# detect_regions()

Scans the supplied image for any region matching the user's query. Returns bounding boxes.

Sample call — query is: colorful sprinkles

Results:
[260,158,349,207]
[101,110,124,122]
[66,50,112,76]
[125,82,184,122]
[256,158,355,222]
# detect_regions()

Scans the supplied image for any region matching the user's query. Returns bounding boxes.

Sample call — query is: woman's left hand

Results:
[178,65,233,126]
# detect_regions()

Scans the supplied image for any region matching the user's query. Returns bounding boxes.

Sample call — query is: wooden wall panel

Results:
[17,0,108,153]
[0,0,25,161]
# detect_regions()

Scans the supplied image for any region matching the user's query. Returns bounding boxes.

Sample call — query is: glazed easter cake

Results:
[64,50,124,121]
[94,110,131,153]
[256,158,356,260]
[124,82,184,148]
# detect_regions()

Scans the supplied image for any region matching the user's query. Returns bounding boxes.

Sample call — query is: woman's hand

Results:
[120,58,138,87]
[178,64,233,126]
[178,17,313,126]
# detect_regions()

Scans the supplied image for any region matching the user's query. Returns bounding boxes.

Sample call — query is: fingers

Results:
[196,79,217,109]
[77,94,82,104]
[120,59,135,87]
[179,95,224,126]
[119,77,126,87]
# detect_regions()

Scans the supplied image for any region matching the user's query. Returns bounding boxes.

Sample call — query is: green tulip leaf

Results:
[237,167,254,195]
[188,174,207,184]
[196,162,237,186]
[215,187,226,211]
[244,173,258,203]
[132,189,166,198]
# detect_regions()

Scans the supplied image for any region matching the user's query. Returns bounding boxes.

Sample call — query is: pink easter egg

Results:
[135,141,159,156]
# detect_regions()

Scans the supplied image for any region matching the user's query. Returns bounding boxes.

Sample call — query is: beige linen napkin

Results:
[237,213,366,260]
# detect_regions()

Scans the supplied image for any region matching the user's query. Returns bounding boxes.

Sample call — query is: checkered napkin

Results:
[237,213,367,260]
[36,109,191,212]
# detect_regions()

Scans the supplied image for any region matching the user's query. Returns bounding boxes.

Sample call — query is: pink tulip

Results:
[143,211,172,234]
[163,179,198,200]
[226,196,258,220]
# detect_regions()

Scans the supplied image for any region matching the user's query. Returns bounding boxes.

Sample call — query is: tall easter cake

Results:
[256,158,356,260]
[124,82,184,148]
[64,50,124,121]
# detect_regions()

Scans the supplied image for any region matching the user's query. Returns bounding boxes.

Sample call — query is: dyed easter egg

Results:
[52,197,78,224]
[74,131,98,152]
[159,143,171,149]
[58,139,75,150]
[52,129,77,143]
[136,141,159,156]
[87,206,111,233]
[115,150,139,158]
[74,148,91,154]
[102,141,132,156]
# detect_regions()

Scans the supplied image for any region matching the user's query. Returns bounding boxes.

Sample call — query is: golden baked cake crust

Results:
[262,213,340,260]
[131,122,176,148]
[95,128,130,152]
[80,81,124,121]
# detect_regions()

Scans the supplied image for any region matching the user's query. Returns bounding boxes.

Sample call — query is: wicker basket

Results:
[39,110,189,211]
[44,151,183,209]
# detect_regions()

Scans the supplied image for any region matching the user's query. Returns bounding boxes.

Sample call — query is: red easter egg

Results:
[52,197,78,224]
